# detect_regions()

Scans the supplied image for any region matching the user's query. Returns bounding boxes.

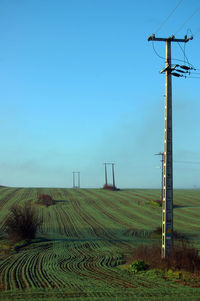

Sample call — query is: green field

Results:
[0,187,200,300]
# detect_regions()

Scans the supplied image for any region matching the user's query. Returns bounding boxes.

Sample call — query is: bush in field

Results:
[130,243,200,274]
[4,204,41,242]
[165,243,200,273]
[151,200,162,207]
[38,194,54,207]
[103,184,115,190]
[103,184,119,191]
[129,260,148,273]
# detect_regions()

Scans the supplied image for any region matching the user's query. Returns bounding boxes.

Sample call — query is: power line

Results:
[177,41,190,66]
[151,33,200,77]
[175,5,200,34]
[151,39,195,68]
[152,41,165,60]
[185,76,200,79]
[176,41,197,72]
[174,160,200,165]
[193,27,200,36]
[155,0,183,34]
[171,57,194,67]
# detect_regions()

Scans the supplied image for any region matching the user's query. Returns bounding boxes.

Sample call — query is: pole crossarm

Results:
[160,65,178,74]
[148,34,193,43]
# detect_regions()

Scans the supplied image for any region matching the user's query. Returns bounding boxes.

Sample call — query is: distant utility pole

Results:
[104,163,108,186]
[72,171,80,188]
[155,152,164,203]
[104,163,116,189]
[78,172,80,188]
[148,34,193,258]
[112,163,115,188]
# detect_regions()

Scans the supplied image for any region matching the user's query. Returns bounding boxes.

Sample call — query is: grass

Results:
[0,188,200,300]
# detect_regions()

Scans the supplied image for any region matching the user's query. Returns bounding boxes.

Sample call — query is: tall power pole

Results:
[148,34,193,258]
[155,152,164,202]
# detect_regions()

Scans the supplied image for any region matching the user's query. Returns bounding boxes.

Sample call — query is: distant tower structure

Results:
[104,163,116,189]
[72,172,80,188]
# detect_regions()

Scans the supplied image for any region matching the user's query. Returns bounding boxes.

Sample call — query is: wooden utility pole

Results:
[72,172,75,188]
[148,34,193,258]
[104,163,108,186]
[155,152,164,203]
[112,163,116,188]
[72,171,80,188]
[78,172,80,188]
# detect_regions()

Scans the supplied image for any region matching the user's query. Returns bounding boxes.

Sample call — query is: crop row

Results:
[0,188,200,296]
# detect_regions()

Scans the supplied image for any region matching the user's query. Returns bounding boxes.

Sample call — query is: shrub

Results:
[129,243,200,274]
[130,244,161,267]
[129,260,148,273]
[151,200,162,207]
[103,184,115,190]
[4,204,41,242]
[38,194,54,207]
[103,184,119,191]
[164,243,200,273]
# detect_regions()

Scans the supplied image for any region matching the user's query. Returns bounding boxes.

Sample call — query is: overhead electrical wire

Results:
[152,41,165,60]
[174,160,200,165]
[150,3,200,77]
[175,38,200,77]
[186,28,193,36]
[185,76,200,79]
[177,41,195,68]
[151,38,195,69]
[177,41,189,65]
[183,29,193,65]
[193,27,200,36]
[155,0,184,34]
[171,57,194,67]
[175,4,200,34]
[152,41,193,66]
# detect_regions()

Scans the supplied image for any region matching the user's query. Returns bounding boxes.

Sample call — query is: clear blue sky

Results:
[0,0,200,188]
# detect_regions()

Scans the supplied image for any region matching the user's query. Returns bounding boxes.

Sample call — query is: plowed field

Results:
[0,188,200,300]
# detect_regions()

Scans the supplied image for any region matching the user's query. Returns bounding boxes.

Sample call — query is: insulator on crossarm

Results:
[171,72,183,77]
[180,65,192,70]
[176,69,188,73]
